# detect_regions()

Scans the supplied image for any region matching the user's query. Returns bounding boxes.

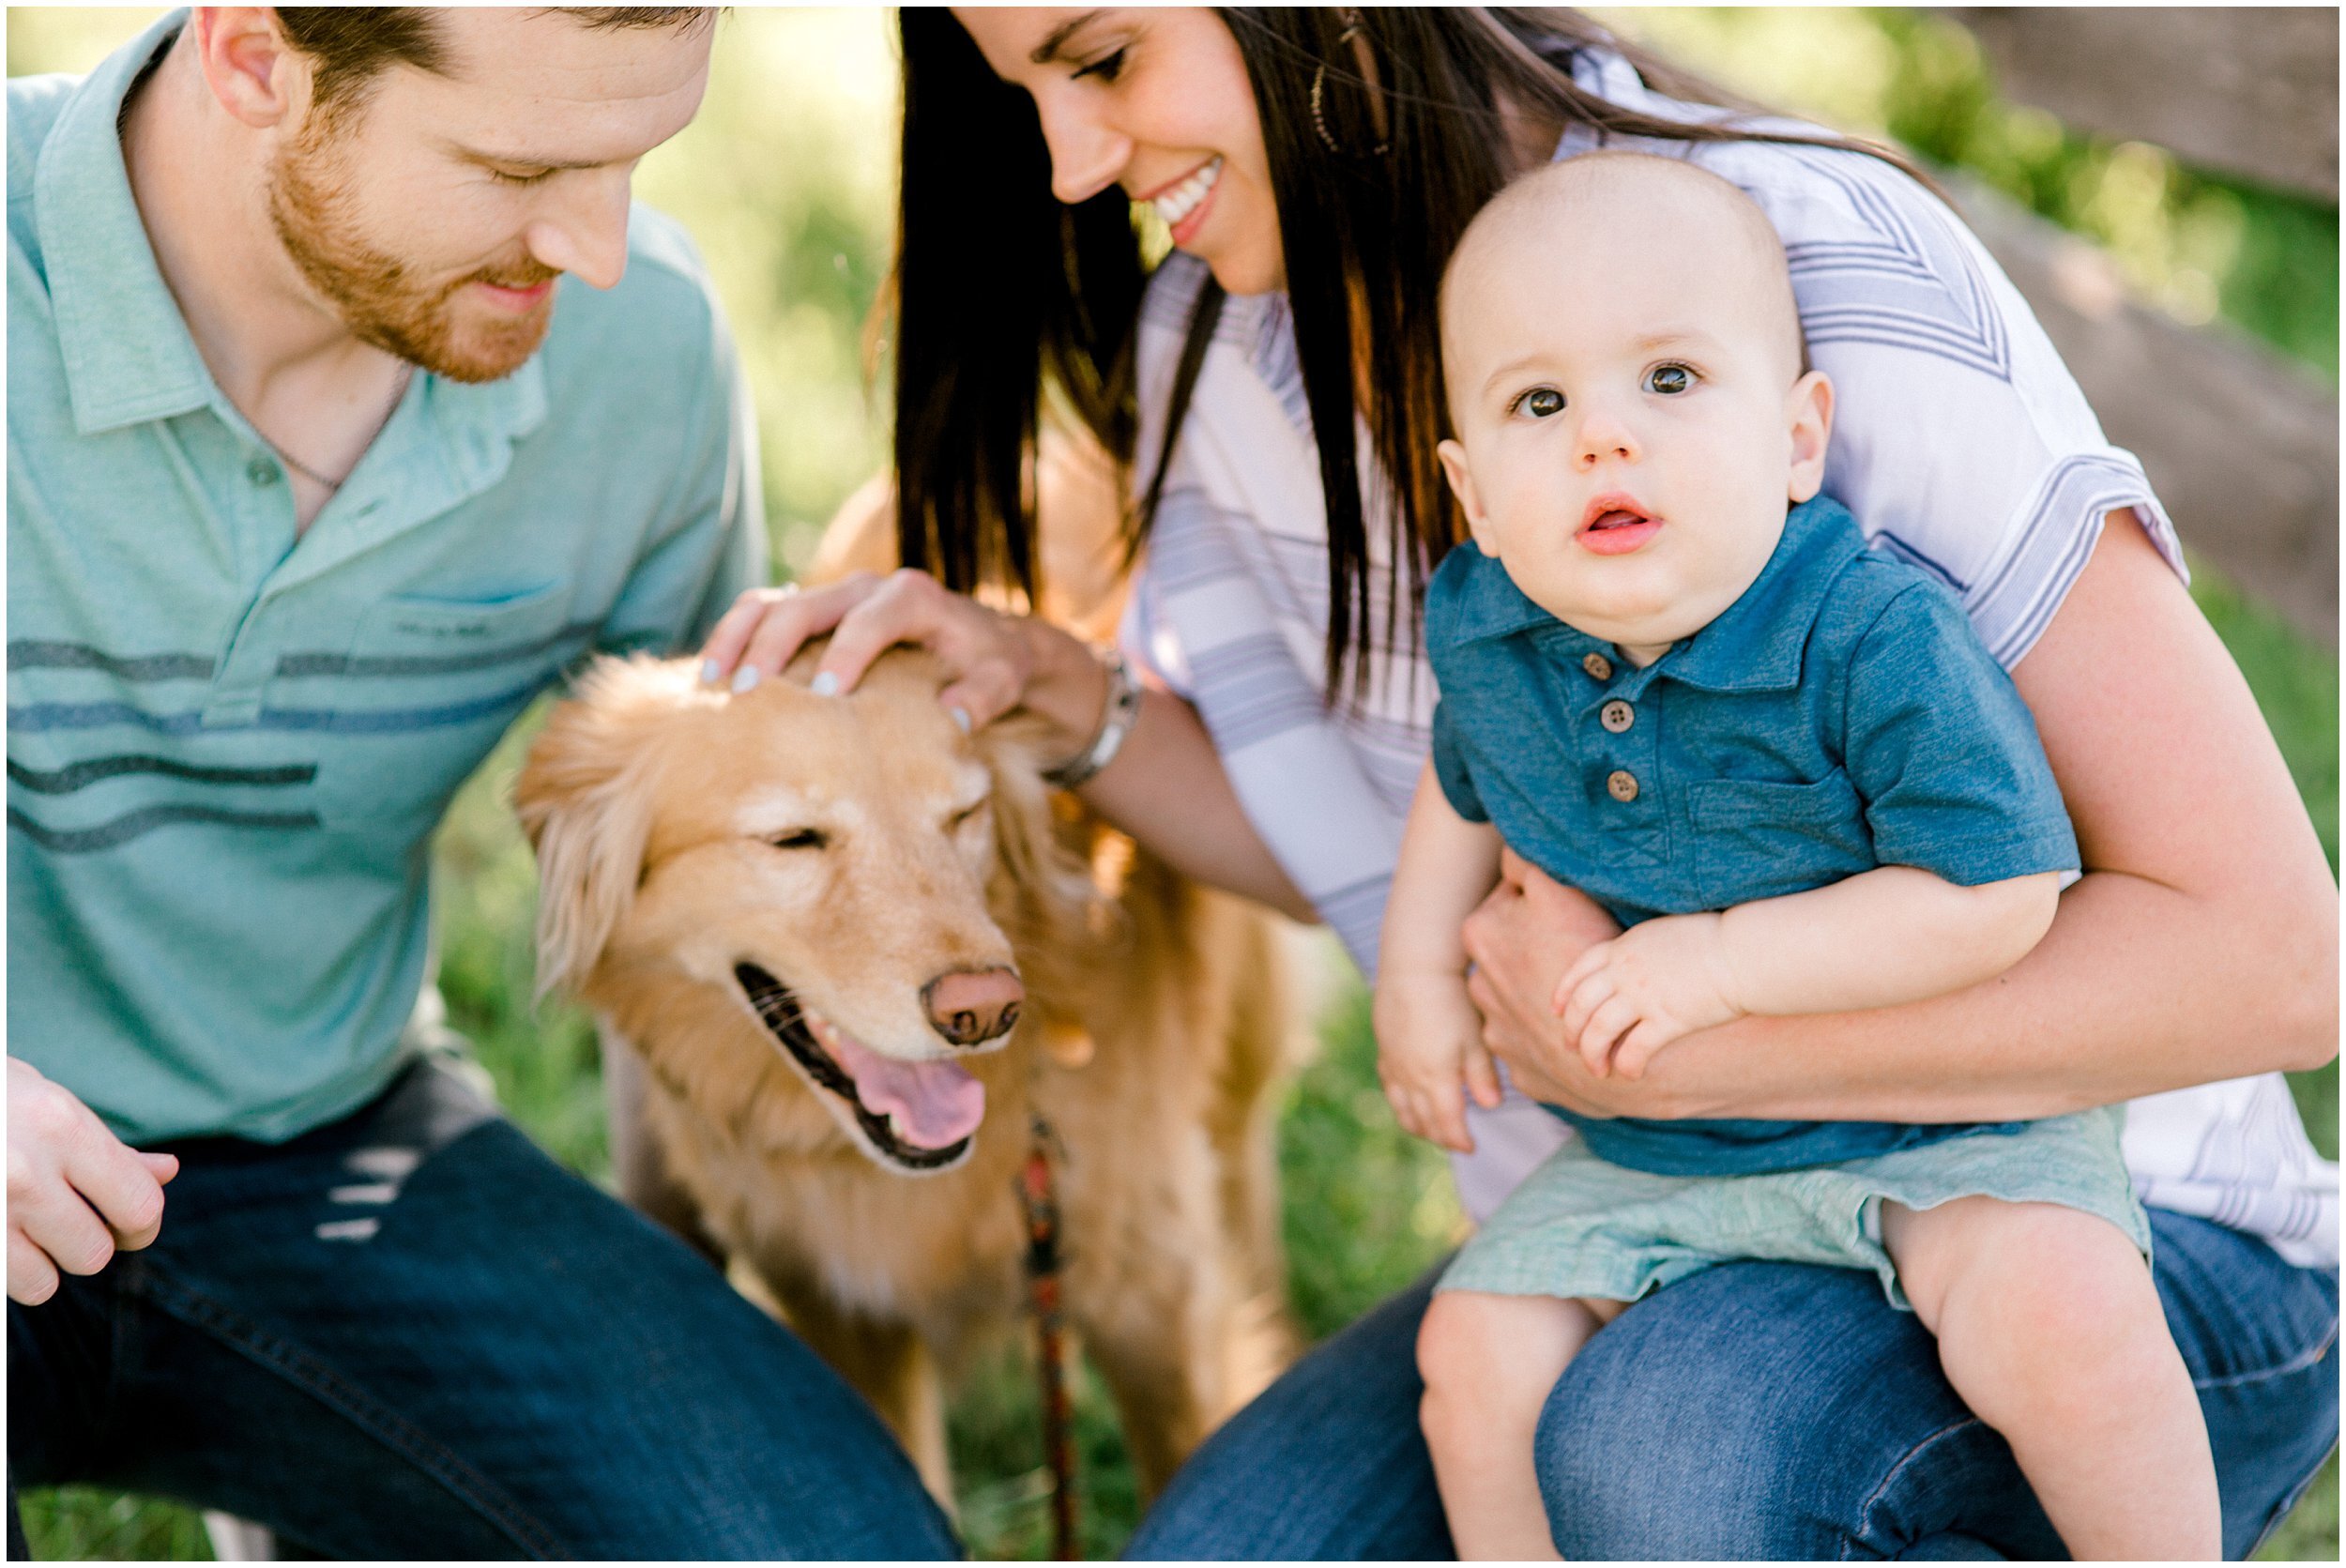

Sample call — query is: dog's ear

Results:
[975,708,1101,948]
[513,656,700,1002]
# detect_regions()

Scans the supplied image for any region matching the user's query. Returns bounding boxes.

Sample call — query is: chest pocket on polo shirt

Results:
[1686,768,1876,906]
[311,585,578,830]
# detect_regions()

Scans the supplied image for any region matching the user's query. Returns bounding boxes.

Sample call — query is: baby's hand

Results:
[1551,912,1741,1079]
[1373,970,1503,1153]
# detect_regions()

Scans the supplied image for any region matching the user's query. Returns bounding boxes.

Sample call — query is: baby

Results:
[1377,152,2217,1560]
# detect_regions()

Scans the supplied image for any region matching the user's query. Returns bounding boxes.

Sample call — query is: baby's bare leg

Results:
[1882,1197,2217,1560]
[1417,1289,1610,1560]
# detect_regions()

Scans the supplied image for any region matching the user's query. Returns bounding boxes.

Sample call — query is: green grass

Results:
[12,7,2335,1560]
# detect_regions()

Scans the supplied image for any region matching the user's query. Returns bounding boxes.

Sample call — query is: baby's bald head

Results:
[1430,149,1836,657]
[1440,152,1805,421]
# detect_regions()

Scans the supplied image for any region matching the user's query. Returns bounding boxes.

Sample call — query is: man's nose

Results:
[525,169,634,292]
[1033,86,1132,205]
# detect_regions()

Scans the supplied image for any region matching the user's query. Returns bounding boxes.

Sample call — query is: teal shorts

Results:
[1439,1107,2149,1311]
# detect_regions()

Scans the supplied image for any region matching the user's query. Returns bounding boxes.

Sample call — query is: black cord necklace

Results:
[259,364,414,492]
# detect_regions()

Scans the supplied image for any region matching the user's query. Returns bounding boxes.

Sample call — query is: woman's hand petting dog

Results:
[696,570,1110,763]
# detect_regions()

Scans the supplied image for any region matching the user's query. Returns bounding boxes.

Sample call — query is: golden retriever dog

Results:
[514,641,1299,1503]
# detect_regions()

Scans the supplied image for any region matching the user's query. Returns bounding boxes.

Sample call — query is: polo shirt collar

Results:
[34,9,550,456]
[1440,495,1867,693]
[1665,495,1867,693]
[37,9,211,435]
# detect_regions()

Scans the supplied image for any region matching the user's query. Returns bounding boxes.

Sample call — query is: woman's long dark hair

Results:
[892,8,1926,699]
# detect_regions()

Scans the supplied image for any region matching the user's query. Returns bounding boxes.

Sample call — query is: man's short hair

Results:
[274,8,717,116]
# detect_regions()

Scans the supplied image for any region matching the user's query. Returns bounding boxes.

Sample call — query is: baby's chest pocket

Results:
[1686,769,1876,906]
[308,586,579,830]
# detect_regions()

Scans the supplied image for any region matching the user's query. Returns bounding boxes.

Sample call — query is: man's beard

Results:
[267,129,558,385]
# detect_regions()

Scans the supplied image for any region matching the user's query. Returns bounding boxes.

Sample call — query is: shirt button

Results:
[1581,652,1614,681]
[1606,769,1639,803]
[1600,699,1635,734]
[247,456,282,487]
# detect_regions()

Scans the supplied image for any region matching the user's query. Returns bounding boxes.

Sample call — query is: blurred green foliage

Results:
[8,7,2334,1560]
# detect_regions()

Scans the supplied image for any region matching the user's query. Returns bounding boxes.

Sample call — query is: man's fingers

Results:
[58,1129,169,1249]
[18,1185,115,1279]
[8,1229,59,1307]
[141,1151,179,1184]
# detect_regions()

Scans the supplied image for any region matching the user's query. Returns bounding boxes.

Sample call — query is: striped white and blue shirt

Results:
[1119,48,2337,1267]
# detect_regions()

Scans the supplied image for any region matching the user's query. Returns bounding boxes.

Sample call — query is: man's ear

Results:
[1438,438,1500,556]
[1785,370,1835,504]
[191,7,309,131]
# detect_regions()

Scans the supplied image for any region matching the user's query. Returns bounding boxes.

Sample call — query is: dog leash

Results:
[1018,1113,1081,1560]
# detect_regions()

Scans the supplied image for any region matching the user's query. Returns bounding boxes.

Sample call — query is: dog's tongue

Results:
[825,1030,985,1149]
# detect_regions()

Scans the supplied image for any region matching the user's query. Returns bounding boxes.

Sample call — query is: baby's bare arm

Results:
[1718,867,2062,1019]
[1558,868,2063,1081]
[1381,762,1505,982]
[1375,764,1507,1149]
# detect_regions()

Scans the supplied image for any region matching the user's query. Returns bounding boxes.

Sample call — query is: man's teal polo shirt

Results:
[8,13,765,1144]
[1426,495,2079,1176]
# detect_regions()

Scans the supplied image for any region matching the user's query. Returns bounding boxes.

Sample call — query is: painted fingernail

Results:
[948,706,972,735]
[700,659,722,686]
[809,671,839,697]
[731,665,761,694]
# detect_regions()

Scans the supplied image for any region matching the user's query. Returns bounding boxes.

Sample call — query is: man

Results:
[6,8,955,1556]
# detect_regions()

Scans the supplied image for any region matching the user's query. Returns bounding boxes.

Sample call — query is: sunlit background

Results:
[8,8,2336,1559]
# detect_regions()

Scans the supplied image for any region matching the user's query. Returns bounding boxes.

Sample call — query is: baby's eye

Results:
[1512,387,1566,419]
[1643,363,1696,395]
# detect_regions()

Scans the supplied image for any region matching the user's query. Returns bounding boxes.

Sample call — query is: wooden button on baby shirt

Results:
[1606,769,1639,802]
[1582,652,1614,681]
[1600,699,1635,733]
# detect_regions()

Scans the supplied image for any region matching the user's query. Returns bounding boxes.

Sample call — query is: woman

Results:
[702,9,2338,1556]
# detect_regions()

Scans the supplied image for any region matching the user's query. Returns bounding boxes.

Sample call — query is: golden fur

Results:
[515,647,1299,1503]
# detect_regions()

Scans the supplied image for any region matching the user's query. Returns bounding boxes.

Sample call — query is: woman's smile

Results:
[1138,154,1225,244]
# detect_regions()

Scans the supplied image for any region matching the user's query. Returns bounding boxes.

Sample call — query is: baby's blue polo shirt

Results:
[1427,495,2079,1176]
[8,13,765,1144]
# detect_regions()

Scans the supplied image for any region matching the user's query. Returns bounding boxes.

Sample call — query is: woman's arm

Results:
[1052,632,1317,920]
[1465,514,2338,1122]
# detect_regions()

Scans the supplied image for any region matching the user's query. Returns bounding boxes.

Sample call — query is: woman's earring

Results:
[1310,12,1392,158]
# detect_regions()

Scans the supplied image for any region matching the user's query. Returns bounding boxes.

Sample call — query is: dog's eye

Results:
[948,802,987,832]
[768,829,829,851]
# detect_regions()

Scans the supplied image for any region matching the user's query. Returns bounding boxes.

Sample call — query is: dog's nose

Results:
[922,967,1024,1047]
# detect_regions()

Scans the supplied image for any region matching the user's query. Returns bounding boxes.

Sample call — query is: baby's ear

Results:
[1785,371,1835,504]
[1438,439,1498,555]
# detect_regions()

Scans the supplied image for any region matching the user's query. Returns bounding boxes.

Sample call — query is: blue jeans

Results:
[7,1062,957,1560]
[1129,1210,2338,1560]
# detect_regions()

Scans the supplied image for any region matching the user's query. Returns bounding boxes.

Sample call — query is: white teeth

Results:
[1150,157,1224,228]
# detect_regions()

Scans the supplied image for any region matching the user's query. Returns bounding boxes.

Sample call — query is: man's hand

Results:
[8,1058,178,1305]
[1552,912,1741,1080]
[1373,970,1503,1153]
